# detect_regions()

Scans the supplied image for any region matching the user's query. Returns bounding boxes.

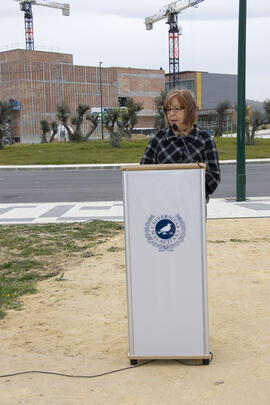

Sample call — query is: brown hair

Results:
[163,89,198,130]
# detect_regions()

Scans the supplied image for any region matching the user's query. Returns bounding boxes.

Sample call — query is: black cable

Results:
[0,352,213,379]
[0,353,213,379]
[176,352,214,366]
[0,360,154,379]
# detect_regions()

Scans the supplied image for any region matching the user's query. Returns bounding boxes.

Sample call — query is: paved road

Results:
[0,164,269,203]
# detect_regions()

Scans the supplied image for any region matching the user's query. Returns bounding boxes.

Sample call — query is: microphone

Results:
[171,123,194,163]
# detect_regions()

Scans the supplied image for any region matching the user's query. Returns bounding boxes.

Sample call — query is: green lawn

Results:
[0,137,270,165]
[0,221,123,318]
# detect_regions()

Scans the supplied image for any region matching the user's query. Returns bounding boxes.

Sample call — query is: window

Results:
[118,97,127,107]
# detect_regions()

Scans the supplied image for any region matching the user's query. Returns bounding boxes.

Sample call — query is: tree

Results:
[49,121,58,143]
[154,90,167,131]
[0,101,13,150]
[71,104,90,142]
[246,110,265,145]
[103,108,122,148]
[84,113,99,140]
[103,97,143,148]
[263,99,270,123]
[40,119,50,143]
[56,102,74,141]
[120,97,143,138]
[214,100,231,137]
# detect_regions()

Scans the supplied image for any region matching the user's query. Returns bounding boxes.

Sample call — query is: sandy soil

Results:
[0,218,270,405]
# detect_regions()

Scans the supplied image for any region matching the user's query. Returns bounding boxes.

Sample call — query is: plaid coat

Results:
[140,126,221,199]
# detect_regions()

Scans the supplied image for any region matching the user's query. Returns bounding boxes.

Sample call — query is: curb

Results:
[0,159,270,171]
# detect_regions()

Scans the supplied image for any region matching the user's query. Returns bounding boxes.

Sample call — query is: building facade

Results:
[166,71,237,132]
[0,49,165,143]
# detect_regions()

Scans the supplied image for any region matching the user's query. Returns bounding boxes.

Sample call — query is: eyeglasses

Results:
[165,106,185,113]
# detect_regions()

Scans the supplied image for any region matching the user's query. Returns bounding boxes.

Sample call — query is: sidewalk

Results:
[0,158,270,171]
[0,197,270,224]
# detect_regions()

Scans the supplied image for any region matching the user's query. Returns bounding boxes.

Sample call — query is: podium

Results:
[121,163,211,364]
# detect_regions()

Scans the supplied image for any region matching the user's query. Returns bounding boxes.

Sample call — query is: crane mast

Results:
[14,0,70,51]
[145,0,205,90]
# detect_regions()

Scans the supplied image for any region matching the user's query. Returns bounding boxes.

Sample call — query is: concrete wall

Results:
[165,71,237,111]
[201,72,237,109]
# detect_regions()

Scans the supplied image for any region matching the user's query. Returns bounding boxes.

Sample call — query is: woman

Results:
[140,89,221,201]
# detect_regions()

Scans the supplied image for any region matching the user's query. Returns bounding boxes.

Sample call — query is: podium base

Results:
[129,353,213,366]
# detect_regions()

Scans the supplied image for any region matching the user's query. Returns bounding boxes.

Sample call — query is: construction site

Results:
[0,0,237,143]
[0,49,165,143]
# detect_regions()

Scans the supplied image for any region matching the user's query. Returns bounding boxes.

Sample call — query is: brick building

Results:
[0,49,165,143]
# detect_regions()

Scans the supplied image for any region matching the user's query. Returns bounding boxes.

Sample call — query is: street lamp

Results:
[99,61,104,140]
[236,0,247,201]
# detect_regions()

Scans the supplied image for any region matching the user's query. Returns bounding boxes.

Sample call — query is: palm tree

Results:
[0,101,12,149]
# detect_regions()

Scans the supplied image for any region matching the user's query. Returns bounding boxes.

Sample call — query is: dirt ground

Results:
[0,218,270,405]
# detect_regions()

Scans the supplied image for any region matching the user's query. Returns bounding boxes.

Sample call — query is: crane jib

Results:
[14,0,70,51]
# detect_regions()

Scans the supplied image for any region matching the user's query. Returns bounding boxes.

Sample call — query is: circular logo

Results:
[155,219,176,240]
[145,214,186,252]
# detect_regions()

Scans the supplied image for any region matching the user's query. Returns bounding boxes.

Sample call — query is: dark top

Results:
[140,126,221,199]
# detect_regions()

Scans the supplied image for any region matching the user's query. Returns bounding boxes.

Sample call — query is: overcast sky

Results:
[1,0,270,101]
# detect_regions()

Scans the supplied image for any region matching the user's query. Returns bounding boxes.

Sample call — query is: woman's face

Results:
[166,96,185,129]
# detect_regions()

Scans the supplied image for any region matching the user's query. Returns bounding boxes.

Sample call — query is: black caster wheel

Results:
[130,359,138,366]
[202,359,210,365]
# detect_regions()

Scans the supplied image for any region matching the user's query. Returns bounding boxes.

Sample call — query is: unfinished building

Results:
[0,49,165,143]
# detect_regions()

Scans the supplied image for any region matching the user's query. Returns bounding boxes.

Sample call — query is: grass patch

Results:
[107,246,122,252]
[0,220,124,317]
[0,137,270,165]
[207,240,227,243]
[229,238,249,243]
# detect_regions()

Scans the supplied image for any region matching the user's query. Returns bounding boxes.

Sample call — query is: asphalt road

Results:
[0,164,269,203]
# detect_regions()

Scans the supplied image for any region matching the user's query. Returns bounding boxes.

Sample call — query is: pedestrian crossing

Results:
[0,198,270,224]
[0,201,123,224]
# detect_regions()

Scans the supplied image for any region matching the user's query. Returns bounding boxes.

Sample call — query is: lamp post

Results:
[236,0,247,201]
[99,61,104,140]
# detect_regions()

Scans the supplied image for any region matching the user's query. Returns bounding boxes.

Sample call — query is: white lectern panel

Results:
[122,165,209,359]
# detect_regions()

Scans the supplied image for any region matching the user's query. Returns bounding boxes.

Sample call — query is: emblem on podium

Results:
[145,214,186,252]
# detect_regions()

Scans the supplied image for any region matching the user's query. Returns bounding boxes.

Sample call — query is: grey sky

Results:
[1,0,270,101]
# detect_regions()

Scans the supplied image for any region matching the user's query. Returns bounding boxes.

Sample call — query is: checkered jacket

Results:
[140,126,221,199]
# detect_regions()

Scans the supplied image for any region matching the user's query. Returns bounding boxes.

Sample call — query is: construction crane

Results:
[14,0,70,51]
[145,0,205,89]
